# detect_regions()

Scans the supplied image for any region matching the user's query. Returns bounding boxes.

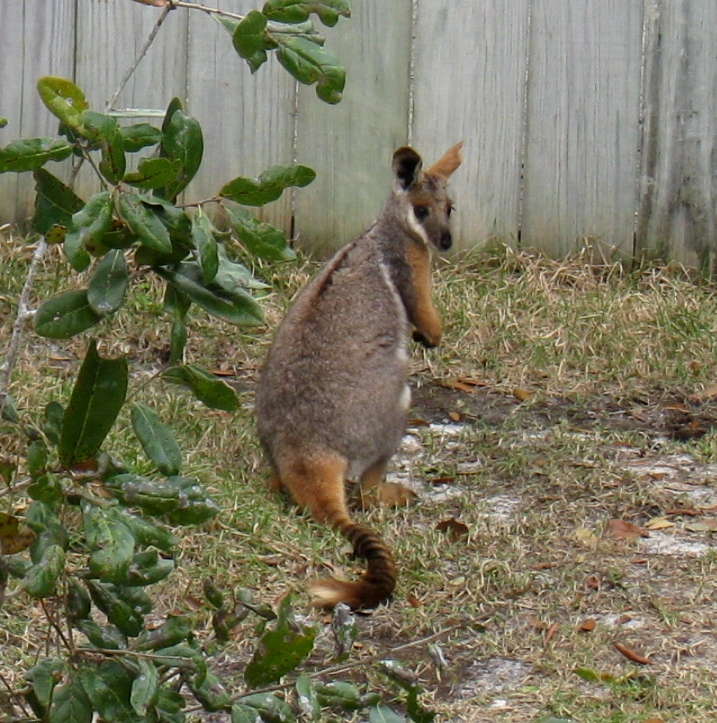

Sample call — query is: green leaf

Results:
[224,202,296,261]
[158,102,203,201]
[26,658,64,712]
[295,675,320,721]
[232,10,269,59]
[27,439,48,479]
[117,192,172,253]
[117,511,179,551]
[82,111,126,184]
[78,660,136,722]
[0,116,7,128]
[104,473,181,516]
[156,263,264,326]
[32,168,84,235]
[119,122,162,152]
[75,620,128,649]
[165,476,221,525]
[34,289,102,339]
[275,35,345,103]
[215,243,270,290]
[185,670,231,712]
[130,659,160,716]
[123,156,182,189]
[315,681,364,711]
[131,403,183,476]
[262,0,351,27]
[37,76,89,129]
[161,364,240,411]
[135,615,193,651]
[86,581,145,637]
[192,209,219,284]
[42,401,64,444]
[0,137,73,173]
[65,191,115,270]
[21,543,65,598]
[47,673,93,723]
[234,693,295,723]
[87,249,128,316]
[220,164,315,206]
[84,504,136,582]
[245,596,315,687]
[369,706,408,723]
[67,578,92,621]
[58,340,128,467]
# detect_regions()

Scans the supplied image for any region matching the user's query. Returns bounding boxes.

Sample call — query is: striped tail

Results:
[309,521,397,610]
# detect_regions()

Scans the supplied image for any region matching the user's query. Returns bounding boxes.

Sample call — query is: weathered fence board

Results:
[0,0,76,224]
[412,1,530,250]
[2,0,717,266]
[294,0,413,251]
[636,0,717,271]
[521,0,644,257]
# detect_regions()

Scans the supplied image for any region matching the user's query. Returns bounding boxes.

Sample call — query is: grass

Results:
[3,228,717,722]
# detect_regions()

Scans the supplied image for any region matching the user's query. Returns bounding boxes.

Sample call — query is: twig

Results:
[0,238,47,419]
[106,3,176,112]
[171,1,245,21]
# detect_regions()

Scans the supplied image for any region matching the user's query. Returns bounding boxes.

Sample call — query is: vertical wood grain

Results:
[411,1,530,251]
[186,0,295,232]
[521,0,644,257]
[0,0,76,225]
[294,0,413,253]
[636,0,717,270]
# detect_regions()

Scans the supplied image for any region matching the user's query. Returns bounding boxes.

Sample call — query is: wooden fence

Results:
[1,0,716,268]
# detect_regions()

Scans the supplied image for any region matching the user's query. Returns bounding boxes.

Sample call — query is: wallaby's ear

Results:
[392,147,423,190]
[425,141,463,180]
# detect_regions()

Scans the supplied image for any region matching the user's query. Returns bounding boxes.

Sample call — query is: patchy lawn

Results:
[3,234,717,722]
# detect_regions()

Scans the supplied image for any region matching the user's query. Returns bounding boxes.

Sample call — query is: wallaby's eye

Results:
[414,205,430,221]
[447,203,455,217]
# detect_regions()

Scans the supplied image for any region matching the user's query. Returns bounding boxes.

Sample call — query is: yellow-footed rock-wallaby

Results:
[255,143,463,609]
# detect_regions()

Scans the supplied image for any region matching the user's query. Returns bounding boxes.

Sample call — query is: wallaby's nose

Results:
[439,233,452,251]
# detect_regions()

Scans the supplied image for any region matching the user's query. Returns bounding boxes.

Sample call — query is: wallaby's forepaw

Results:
[413,328,441,348]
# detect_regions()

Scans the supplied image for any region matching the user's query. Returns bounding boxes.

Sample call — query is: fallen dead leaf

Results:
[578,618,597,633]
[544,622,559,645]
[607,518,649,540]
[614,642,650,665]
[448,411,461,422]
[438,379,478,394]
[512,387,532,402]
[684,519,717,533]
[435,518,469,542]
[644,516,675,531]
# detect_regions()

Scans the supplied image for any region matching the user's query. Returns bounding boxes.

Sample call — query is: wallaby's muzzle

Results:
[439,232,452,251]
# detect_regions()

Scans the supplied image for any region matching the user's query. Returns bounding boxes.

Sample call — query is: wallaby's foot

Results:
[359,482,417,509]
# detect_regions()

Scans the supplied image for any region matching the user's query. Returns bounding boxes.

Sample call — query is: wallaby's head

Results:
[390,142,463,251]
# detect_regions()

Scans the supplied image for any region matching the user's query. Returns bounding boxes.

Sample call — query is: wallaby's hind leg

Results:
[277,451,397,609]
[358,457,417,509]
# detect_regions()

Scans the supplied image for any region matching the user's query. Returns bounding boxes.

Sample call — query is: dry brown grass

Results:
[3,231,717,722]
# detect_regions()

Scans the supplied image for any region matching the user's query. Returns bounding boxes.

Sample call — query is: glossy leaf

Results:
[37,76,89,129]
[78,660,136,721]
[135,615,193,651]
[369,706,408,723]
[86,581,145,637]
[119,122,162,152]
[32,168,84,235]
[224,202,296,261]
[34,289,102,339]
[104,473,181,516]
[84,504,136,581]
[87,249,128,316]
[58,340,128,468]
[215,243,270,290]
[156,264,263,326]
[158,100,203,201]
[123,156,182,189]
[220,164,315,206]
[276,35,345,103]
[75,620,127,650]
[192,209,219,284]
[42,401,64,444]
[0,137,73,173]
[161,364,240,412]
[131,659,160,716]
[26,658,64,713]
[262,0,351,27]
[185,670,231,712]
[65,191,114,270]
[118,510,179,551]
[117,192,172,253]
[131,403,183,476]
[235,693,295,723]
[232,10,269,59]
[82,111,126,184]
[47,673,93,723]
[295,675,320,721]
[66,578,92,621]
[21,543,65,598]
[165,476,221,525]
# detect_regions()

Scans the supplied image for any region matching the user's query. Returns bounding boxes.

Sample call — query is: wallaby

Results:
[255,142,463,609]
